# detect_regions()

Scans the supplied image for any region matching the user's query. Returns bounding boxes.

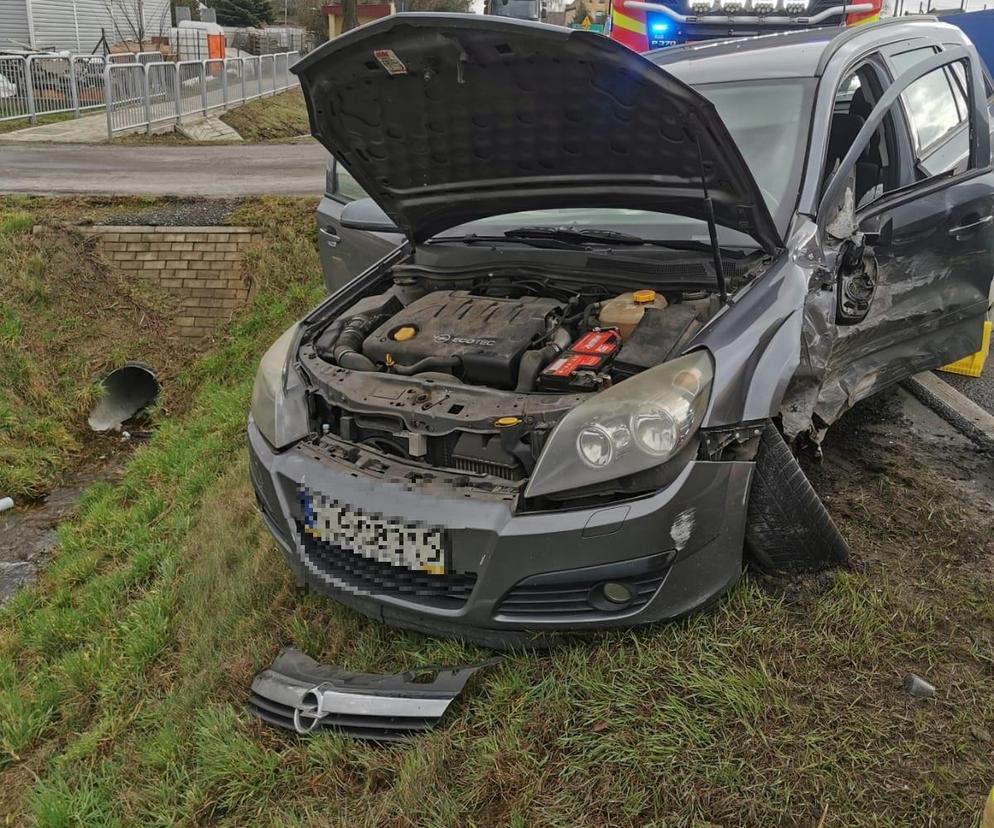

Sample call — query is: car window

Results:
[835,73,861,112]
[335,166,368,202]
[696,79,814,225]
[825,64,900,210]
[890,46,966,155]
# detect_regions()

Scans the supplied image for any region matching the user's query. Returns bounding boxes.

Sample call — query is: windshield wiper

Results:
[504,226,646,245]
[502,225,751,257]
[427,233,587,250]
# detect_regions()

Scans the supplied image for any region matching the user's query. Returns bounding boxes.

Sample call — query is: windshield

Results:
[490,0,540,19]
[440,77,814,245]
[696,78,814,229]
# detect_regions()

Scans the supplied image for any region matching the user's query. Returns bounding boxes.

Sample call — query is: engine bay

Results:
[296,259,747,497]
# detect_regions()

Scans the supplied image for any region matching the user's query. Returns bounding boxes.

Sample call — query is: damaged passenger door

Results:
[818,44,994,403]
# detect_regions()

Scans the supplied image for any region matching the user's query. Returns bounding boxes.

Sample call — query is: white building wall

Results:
[28,0,172,52]
[0,2,33,49]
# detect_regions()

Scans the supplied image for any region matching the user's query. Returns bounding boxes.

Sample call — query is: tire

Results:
[745,421,849,573]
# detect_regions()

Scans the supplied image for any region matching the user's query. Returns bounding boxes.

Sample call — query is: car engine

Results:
[362,291,567,389]
[303,272,720,490]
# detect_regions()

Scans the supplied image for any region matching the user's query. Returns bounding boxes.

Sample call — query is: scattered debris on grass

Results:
[904,673,937,699]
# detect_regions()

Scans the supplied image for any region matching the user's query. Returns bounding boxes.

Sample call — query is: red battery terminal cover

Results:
[539,328,623,384]
[570,328,622,356]
[543,352,604,378]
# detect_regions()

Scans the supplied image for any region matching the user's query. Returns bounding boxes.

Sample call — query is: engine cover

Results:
[362,290,563,388]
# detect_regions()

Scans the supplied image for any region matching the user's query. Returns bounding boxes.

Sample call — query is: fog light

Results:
[783,0,806,12]
[720,0,744,12]
[601,582,634,605]
[752,0,775,12]
[690,0,712,11]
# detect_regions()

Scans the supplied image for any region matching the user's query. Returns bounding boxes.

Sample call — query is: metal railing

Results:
[104,51,300,138]
[0,50,298,132]
[0,53,118,123]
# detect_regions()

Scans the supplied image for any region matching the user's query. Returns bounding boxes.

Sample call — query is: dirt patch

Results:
[0,444,134,601]
[95,198,245,227]
[806,387,994,567]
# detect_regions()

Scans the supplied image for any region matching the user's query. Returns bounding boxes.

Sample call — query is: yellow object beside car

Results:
[939,320,992,378]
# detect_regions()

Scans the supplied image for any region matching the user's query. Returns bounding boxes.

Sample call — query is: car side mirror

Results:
[835,233,877,325]
[340,198,402,234]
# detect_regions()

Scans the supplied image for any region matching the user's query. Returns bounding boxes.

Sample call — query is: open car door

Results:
[803,44,994,431]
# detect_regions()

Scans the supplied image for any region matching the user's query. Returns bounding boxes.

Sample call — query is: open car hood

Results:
[292,14,782,253]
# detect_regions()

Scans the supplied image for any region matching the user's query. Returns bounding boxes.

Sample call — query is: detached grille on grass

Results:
[247,691,438,742]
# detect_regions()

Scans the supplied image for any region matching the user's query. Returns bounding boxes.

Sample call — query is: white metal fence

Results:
[104,52,299,138]
[1,53,107,122]
[0,50,299,135]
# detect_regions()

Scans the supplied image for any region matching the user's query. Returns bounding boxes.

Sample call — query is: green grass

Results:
[115,90,311,145]
[0,196,992,825]
[220,89,310,142]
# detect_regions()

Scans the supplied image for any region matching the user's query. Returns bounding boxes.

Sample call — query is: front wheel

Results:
[745,421,849,573]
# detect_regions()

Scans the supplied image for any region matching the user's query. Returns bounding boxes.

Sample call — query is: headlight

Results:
[783,0,806,12]
[689,0,712,12]
[752,0,776,13]
[250,323,311,450]
[720,0,744,12]
[525,351,713,499]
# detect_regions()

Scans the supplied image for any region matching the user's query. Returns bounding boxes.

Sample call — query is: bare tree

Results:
[342,0,360,32]
[98,0,170,52]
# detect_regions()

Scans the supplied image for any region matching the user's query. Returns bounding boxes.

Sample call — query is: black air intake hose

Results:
[333,316,379,372]
[515,328,571,392]
[392,356,461,376]
[314,317,345,362]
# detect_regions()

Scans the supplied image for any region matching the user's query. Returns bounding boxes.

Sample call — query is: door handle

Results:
[948,214,993,237]
[319,228,341,247]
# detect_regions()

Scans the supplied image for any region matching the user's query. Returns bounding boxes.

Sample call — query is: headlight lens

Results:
[250,323,310,450]
[525,350,714,499]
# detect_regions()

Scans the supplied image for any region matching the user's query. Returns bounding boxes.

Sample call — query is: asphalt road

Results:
[940,362,994,416]
[0,142,328,197]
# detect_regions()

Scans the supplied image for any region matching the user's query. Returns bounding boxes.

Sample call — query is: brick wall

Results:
[87,225,263,342]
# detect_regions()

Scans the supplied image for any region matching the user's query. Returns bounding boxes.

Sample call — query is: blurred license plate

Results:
[301,491,446,575]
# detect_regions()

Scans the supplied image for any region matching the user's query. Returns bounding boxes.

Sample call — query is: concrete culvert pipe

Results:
[87,363,159,432]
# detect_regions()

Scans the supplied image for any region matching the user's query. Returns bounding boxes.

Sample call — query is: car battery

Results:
[537,329,621,392]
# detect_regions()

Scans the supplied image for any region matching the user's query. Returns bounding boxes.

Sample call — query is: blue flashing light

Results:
[651,21,671,32]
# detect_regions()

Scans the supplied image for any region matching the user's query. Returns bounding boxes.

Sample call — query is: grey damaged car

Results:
[248,15,994,646]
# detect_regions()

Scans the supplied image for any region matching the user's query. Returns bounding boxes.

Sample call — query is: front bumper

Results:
[249,419,751,646]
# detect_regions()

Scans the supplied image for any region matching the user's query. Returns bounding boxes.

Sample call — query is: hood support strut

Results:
[693,126,729,305]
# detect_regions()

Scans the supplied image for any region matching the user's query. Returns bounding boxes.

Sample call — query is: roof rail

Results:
[815,14,939,74]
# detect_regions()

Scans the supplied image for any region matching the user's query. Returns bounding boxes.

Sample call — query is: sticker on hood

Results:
[373,48,407,75]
